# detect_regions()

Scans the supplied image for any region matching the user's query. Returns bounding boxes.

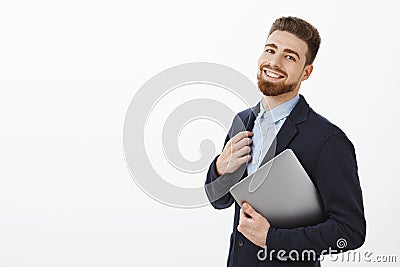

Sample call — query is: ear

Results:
[301,64,313,81]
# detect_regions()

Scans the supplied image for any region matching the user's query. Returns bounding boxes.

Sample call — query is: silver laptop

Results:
[229,149,324,229]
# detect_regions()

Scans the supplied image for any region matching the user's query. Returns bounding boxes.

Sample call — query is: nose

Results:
[267,54,282,69]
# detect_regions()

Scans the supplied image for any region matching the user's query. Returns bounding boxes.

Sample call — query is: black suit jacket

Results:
[205,95,366,267]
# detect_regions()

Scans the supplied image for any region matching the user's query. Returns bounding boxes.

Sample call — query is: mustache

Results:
[259,64,287,77]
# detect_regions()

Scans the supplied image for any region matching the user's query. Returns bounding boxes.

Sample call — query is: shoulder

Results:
[308,108,354,149]
[306,107,344,136]
[307,105,356,153]
[291,103,356,178]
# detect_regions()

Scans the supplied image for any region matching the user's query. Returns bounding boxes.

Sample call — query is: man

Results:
[205,16,366,266]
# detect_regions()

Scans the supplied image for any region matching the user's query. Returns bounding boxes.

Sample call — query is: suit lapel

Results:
[231,102,260,178]
[227,102,260,140]
[259,94,310,166]
[245,102,260,132]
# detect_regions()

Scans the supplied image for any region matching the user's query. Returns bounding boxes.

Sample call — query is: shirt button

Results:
[253,160,258,165]
[238,239,244,247]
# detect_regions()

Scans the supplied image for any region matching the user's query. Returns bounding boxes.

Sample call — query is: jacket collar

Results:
[246,94,310,166]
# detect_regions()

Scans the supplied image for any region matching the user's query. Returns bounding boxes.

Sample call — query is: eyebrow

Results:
[265,43,301,60]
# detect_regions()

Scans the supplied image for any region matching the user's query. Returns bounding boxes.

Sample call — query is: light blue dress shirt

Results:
[246,94,300,175]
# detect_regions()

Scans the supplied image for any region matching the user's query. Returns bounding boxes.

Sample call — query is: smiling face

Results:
[257,30,313,96]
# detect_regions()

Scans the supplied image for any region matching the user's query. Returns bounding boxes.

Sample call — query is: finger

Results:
[234,145,251,158]
[234,137,252,151]
[240,206,246,219]
[242,202,258,218]
[237,209,245,233]
[239,208,247,225]
[230,131,253,144]
[237,154,252,165]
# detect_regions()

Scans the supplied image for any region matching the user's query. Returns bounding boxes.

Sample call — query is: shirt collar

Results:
[258,94,300,123]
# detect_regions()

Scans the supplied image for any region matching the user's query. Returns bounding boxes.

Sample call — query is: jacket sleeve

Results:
[204,132,235,210]
[266,133,366,256]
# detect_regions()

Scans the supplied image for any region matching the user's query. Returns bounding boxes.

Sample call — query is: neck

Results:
[262,90,299,111]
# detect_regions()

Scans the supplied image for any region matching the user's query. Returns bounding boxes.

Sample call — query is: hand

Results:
[216,131,253,176]
[237,202,270,248]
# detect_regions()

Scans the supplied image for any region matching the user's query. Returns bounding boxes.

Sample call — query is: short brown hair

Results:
[269,16,321,66]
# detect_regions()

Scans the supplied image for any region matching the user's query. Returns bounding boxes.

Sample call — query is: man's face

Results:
[257,30,312,96]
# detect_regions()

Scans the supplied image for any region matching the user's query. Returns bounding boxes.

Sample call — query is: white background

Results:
[1,0,399,266]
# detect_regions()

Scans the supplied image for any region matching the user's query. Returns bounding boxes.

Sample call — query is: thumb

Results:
[242,202,255,216]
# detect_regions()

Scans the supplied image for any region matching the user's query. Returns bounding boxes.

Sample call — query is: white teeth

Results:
[265,70,281,78]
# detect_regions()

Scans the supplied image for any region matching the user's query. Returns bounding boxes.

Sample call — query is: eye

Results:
[285,55,296,61]
[265,49,274,54]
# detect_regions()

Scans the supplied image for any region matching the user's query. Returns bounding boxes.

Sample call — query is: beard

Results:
[257,65,300,96]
